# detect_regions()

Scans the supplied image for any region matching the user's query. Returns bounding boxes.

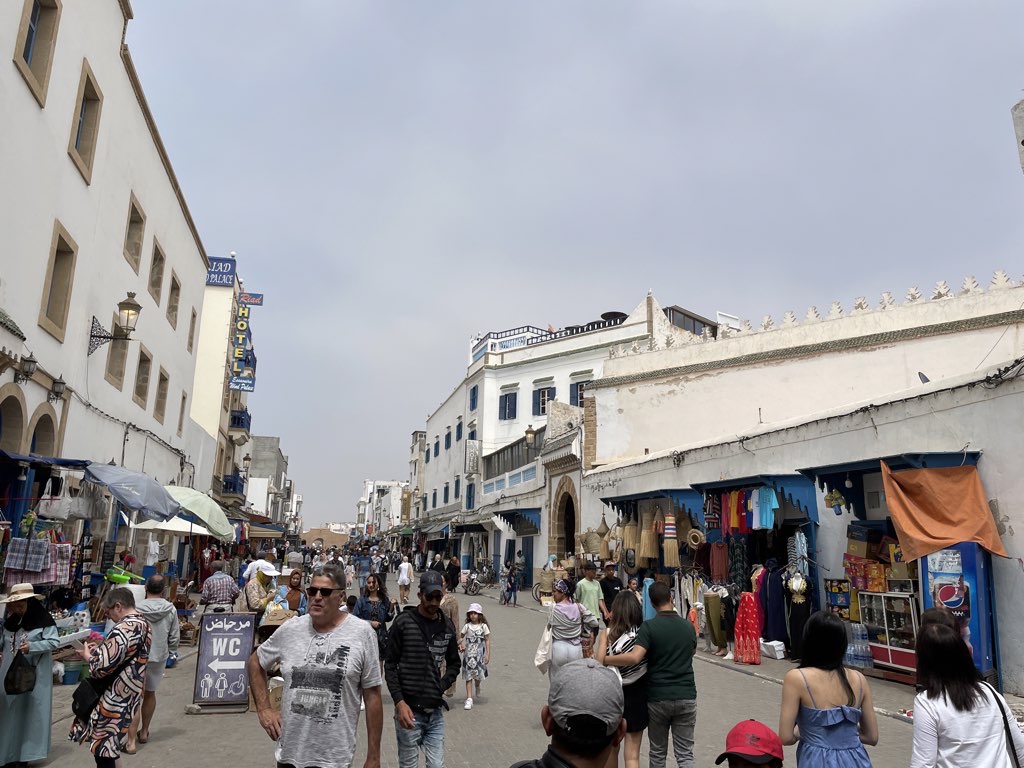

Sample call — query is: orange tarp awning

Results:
[880,461,1007,561]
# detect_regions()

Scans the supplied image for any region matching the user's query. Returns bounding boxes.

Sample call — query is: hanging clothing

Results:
[641,577,656,621]
[709,542,729,583]
[759,487,780,529]
[704,591,726,649]
[759,560,788,644]
[723,590,740,643]
[733,593,761,665]
[786,574,812,660]
[728,537,748,589]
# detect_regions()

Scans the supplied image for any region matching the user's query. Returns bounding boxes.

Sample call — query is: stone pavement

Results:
[41,589,915,767]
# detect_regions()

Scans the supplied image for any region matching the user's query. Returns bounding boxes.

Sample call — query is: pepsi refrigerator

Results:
[919,543,998,679]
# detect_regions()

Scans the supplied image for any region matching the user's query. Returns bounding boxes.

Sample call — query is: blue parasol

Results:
[84,463,180,522]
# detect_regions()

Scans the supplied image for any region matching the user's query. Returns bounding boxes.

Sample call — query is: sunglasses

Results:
[306,587,343,598]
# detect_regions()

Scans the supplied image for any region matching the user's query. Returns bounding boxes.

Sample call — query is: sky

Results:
[124,1,1024,526]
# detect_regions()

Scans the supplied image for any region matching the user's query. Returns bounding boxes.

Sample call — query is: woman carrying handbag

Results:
[0,584,59,767]
[911,623,1024,767]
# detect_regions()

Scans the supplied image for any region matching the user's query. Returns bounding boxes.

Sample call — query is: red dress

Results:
[733,592,761,665]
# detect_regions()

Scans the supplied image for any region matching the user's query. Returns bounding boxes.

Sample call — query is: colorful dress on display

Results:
[733,592,761,665]
[795,669,873,768]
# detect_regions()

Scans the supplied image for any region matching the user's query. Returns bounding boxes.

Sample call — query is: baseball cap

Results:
[548,658,624,736]
[715,720,784,765]
[419,570,445,593]
[257,562,281,577]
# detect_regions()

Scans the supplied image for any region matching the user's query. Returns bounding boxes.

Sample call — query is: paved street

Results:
[42,591,913,767]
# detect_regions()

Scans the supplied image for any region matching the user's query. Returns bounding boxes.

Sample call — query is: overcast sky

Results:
[125,2,1024,526]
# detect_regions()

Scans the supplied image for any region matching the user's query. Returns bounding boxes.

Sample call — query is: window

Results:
[187,309,197,352]
[456,422,463,441]
[466,483,475,511]
[104,313,128,389]
[570,381,590,407]
[154,368,169,423]
[424,447,430,464]
[454,476,461,500]
[443,483,450,505]
[468,429,477,441]
[432,490,437,509]
[13,0,61,107]
[166,272,181,328]
[433,439,439,458]
[421,494,428,512]
[444,430,451,450]
[133,347,152,408]
[532,386,556,416]
[122,194,145,271]
[67,59,103,183]
[148,241,165,304]
[498,392,517,421]
[37,220,78,342]
[469,385,478,411]
[177,391,187,436]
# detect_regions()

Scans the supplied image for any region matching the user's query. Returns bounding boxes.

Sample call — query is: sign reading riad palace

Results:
[206,257,236,286]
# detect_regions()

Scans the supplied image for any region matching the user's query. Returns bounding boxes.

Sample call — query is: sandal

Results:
[138,732,150,744]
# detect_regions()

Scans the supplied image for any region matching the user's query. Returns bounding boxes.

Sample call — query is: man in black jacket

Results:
[385,570,460,768]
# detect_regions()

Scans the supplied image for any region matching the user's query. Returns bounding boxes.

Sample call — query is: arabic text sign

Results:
[193,612,256,705]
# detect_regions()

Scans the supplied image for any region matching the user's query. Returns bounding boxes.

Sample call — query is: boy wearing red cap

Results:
[715,720,784,768]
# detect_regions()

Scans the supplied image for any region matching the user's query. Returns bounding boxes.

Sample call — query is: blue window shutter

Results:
[532,389,542,416]
[509,392,517,419]
[455,477,461,499]
[466,483,475,510]
[444,485,449,504]
[469,385,478,411]
[434,440,439,457]
[468,429,476,441]
[456,422,463,441]
[432,490,437,509]
[425,449,430,464]
[498,394,506,420]
[422,494,427,510]
[570,382,579,407]
[549,386,556,403]
[445,432,451,450]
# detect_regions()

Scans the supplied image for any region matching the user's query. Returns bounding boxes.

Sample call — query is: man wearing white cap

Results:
[1,583,60,767]
[511,658,626,768]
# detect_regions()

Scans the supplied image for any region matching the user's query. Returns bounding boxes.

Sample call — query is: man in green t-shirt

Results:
[603,581,697,768]
[574,561,602,618]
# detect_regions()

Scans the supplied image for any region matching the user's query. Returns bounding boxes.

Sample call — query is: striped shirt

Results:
[609,627,647,685]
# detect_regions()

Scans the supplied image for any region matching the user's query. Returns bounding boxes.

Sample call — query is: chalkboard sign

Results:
[100,541,117,573]
[193,612,257,706]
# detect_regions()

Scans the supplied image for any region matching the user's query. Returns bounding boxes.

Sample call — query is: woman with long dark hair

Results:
[596,591,647,768]
[911,623,1024,767]
[353,575,395,673]
[778,611,878,766]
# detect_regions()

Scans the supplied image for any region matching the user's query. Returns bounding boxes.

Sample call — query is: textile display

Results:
[881,462,1007,560]
[733,592,761,665]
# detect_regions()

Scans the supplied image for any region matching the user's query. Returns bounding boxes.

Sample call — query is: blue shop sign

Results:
[238,292,264,306]
[206,257,236,286]
[229,376,256,392]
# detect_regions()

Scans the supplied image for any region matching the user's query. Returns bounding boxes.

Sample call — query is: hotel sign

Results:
[206,257,236,287]
[465,440,482,475]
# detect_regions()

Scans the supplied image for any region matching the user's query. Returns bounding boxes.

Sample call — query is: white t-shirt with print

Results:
[256,613,381,768]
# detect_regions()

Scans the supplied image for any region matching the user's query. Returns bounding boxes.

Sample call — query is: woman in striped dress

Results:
[69,587,152,767]
[597,591,648,768]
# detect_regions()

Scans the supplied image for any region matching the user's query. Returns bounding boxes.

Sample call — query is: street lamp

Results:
[88,292,143,356]
[242,453,252,476]
[13,353,38,384]
[525,425,536,448]
[47,375,66,403]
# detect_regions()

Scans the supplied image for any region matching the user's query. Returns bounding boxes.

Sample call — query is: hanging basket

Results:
[582,529,602,555]
[599,531,611,561]
[596,513,610,538]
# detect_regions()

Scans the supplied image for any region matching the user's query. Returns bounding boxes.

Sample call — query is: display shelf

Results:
[858,591,919,671]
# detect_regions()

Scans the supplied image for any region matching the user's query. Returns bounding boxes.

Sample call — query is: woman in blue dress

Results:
[778,611,878,766]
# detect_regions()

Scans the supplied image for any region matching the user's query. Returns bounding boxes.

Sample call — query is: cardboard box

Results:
[889,543,907,563]
[761,640,786,659]
[846,539,873,559]
[847,524,884,542]
[824,579,851,607]
[876,536,898,563]
[827,604,851,621]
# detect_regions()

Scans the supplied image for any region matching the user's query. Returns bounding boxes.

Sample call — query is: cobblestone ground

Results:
[42,590,914,767]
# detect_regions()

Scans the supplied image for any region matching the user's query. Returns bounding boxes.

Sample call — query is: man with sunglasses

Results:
[248,562,383,768]
[385,570,461,768]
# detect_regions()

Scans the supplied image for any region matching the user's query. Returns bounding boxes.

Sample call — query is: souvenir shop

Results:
[800,453,1002,684]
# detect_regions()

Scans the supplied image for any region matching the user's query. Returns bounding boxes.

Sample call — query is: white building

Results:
[581,273,1024,694]
[0,0,215,510]
[355,479,406,539]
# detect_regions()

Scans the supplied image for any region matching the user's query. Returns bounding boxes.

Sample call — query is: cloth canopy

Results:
[133,516,213,538]
[248,524,284,539]
[881,461,1007,561]
[163,486,234,540]
[84,463,179,522]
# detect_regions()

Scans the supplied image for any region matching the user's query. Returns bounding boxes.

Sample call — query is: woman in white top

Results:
[911,623,1024,767]
[396,556,413,605]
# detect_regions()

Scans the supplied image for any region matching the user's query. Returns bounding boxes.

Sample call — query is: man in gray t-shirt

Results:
[250,564,382,768]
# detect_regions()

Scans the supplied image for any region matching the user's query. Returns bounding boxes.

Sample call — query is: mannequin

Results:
[785,571,812,660]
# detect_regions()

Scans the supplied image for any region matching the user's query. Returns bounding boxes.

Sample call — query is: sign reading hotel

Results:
[465,439,482,475]
[228,301,258,391]
[206,257,236,287]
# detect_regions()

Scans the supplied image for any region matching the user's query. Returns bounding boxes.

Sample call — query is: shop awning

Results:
[400,526,415,535]
[0,450,89,469]
[248,523,285,539]
[881,462,1006,560]
[600,489,708,526]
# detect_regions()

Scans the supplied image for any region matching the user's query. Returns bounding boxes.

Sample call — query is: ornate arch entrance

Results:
[549,475,580,559]
[0,390,26,453]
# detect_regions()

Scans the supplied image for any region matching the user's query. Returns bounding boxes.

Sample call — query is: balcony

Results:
[221,472,246,501]
[229,408,251,434]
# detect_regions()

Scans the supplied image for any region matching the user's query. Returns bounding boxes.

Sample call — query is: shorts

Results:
[622,680,649,732]
[145,660,165,692]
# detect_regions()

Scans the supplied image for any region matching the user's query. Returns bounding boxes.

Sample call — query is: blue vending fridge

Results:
[919,542,998,677]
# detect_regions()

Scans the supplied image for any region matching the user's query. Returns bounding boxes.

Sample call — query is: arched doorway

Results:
[562,496,576,560]
[0,395,25,452]
[30,413,56,456]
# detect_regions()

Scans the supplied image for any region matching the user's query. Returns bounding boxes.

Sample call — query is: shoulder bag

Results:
[4,650,37,695]
[983,681,1022,768]
[534,626,552,675]
[71,645,140,721]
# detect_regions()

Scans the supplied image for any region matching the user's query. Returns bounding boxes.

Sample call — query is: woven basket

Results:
[622,517,639,551]
[582,529,602,555]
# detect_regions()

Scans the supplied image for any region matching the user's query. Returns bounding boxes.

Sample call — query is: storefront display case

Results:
[858,591,919,671]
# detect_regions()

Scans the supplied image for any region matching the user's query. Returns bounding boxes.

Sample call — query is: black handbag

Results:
[3,650,36,695]
[71,652,137,720]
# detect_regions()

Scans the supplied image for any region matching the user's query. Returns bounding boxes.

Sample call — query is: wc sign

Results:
[193,612,257,706]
